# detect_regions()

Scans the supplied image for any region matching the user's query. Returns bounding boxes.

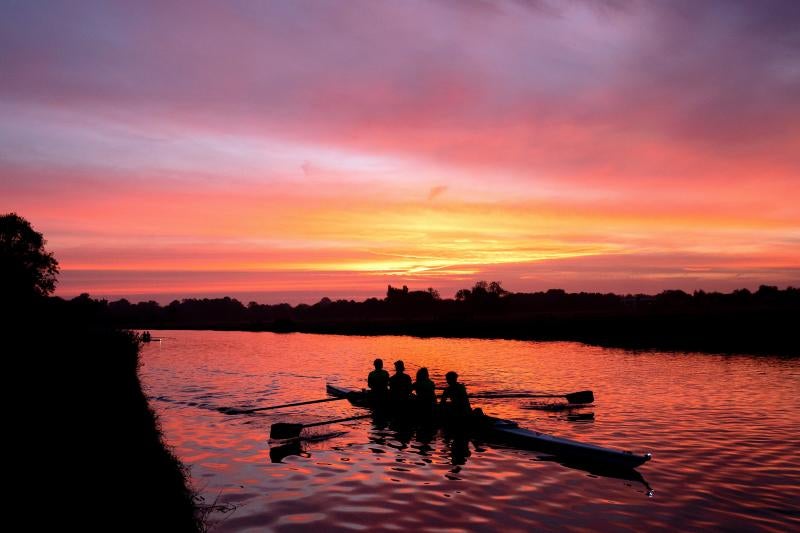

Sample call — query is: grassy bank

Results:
[7,299,200,530]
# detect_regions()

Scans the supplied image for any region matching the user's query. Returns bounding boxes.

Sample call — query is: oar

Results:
[469,390,594,404]
[533,390,594,404]
[270,414,372,439]
[221,396,348,415]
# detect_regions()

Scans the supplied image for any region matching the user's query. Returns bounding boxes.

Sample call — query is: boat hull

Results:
[326,384,651,469]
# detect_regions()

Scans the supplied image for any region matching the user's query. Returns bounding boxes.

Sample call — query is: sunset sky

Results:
[2,0,799,304]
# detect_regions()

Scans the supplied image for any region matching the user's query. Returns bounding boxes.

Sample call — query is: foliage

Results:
[0,213,60,300]
[455,280,507,302]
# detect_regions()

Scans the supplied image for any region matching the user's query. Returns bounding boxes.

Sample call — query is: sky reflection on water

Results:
[141,331,800,531]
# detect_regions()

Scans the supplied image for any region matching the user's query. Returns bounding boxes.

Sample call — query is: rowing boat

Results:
[326,384,651,469]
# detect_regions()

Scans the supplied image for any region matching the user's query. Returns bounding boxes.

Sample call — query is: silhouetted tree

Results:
[488,281,507,297]
[473,280,489,294]
[0,213,60,301]
[466,280,506,304]
[386,284,438,308]
[386,285,410,301]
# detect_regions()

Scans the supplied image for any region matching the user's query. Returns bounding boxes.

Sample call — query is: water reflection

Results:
[445,435,472,473]
[539,456,655,497]
[561,412,595,422]
[269,440,306,463]
[268,419,653,496]
[141,330,800,532]
[269,430,348,462]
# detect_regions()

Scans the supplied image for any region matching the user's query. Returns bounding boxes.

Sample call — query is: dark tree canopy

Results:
[0,213,60,300]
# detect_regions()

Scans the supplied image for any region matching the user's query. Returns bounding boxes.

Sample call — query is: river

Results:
[140,330,799,531]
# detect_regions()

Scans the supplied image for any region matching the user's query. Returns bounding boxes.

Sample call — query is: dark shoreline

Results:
[91,285,799,356]
[136,308,798,356]
[8,300,201,530]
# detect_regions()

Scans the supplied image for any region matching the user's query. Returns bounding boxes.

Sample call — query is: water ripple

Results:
[141,331,800,531]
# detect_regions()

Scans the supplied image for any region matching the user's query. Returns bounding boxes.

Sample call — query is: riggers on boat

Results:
[326,384,651,469]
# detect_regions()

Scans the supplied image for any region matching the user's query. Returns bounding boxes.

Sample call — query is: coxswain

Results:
[440,371,471,423]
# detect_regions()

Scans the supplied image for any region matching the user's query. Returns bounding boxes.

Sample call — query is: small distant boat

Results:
[326,384,651,469]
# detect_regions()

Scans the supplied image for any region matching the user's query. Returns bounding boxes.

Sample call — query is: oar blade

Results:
[565,390,594,404]
[270,422,305,440]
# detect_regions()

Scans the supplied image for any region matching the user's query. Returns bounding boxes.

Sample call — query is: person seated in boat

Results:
[440,371,471,422]
[388,360,412,412]
[367,358,389,404]
[411,367,436,420]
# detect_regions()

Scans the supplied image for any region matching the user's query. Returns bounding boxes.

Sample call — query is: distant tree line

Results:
[65,281,800,329]
[44,281,793,354]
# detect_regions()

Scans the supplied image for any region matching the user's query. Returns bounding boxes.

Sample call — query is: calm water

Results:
[140,331,800,532]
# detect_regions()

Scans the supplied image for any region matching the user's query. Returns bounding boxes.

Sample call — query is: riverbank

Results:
[7,299,200,530]
[282,310,798,355]
[133,308,798,356]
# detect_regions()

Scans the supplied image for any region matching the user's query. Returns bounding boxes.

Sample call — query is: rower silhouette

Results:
[388,360,412,414]
[440,371,471,426]
[412,367,436,421]
[367,358,389,406]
